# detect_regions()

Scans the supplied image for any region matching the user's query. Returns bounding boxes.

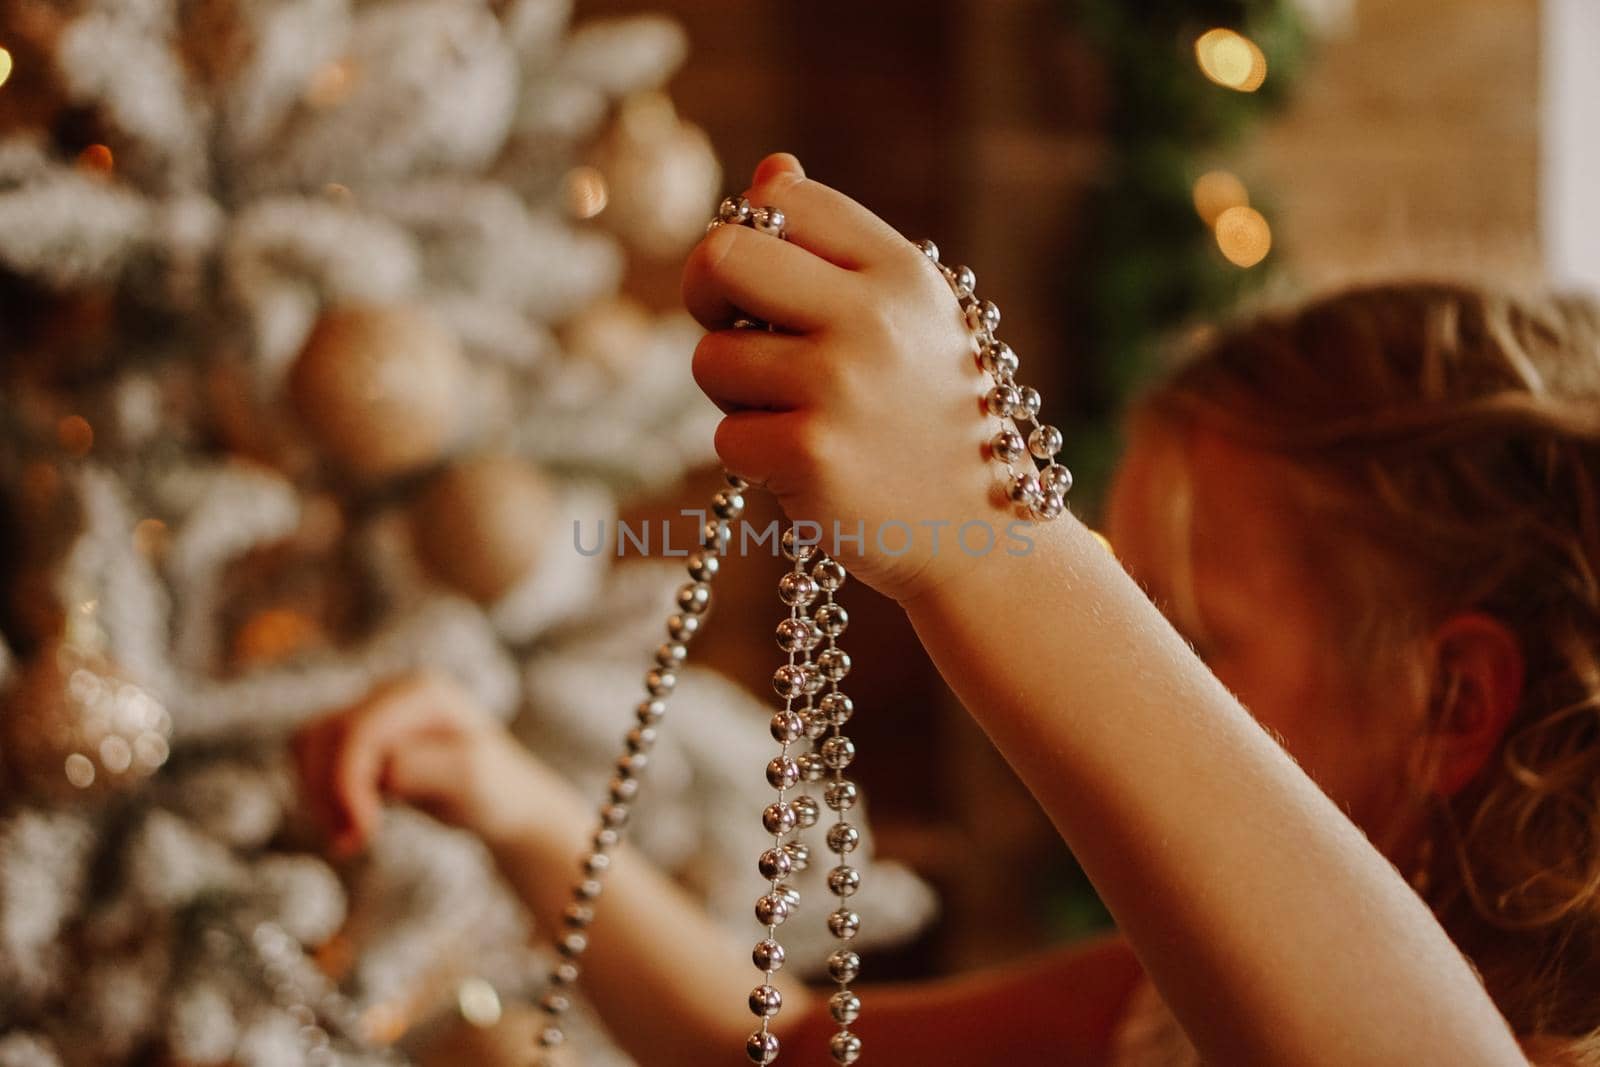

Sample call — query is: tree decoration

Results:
[408,454,555,604]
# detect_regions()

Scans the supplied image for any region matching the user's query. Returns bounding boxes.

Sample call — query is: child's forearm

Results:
[482,765,821,1065]
[900,512,1526,1067]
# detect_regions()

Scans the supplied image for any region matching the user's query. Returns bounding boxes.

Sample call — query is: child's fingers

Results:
[379,743,463,815]
[742,160,912,272]
[692,329,821,414]
[329,681,450,851]
[712,408,816,492]
[682,223,855,333]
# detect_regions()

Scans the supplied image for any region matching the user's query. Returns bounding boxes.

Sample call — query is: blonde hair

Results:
[1132,281,1600,1047]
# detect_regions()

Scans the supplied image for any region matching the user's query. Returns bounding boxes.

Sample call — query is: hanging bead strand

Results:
[532,474,743,1062]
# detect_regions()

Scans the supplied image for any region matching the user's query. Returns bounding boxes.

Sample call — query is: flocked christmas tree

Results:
[0,1,935,1064]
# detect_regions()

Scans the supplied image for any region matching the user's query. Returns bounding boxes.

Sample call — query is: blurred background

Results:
[0,0,1591,1063]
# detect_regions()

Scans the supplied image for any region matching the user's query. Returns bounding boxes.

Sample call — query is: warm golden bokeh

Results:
[1192,169,1250,225]
[1195,28,1267,92]
[1214,204,1272,266]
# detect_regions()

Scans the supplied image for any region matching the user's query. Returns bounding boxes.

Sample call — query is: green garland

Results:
[1060,0,1309,513]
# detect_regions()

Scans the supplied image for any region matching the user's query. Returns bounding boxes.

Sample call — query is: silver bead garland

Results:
[532,195,1071,1064]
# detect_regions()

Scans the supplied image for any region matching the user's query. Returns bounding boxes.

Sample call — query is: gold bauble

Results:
[1,637,173,798]
[588,91,720,259]
[409,455,554,603]
[287,305,467,482]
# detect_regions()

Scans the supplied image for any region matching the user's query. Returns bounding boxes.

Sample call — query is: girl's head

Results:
[1105,281,1600,1041]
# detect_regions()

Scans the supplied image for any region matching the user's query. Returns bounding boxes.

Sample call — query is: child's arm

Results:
[684,153,1530,1066]
[293,674,1142,1066]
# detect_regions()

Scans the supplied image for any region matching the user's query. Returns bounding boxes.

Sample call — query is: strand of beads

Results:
[531,476,744,1061]
[914,240,1074,522]
[811,549,864,1064]
[248,920,403,1067]
[747,524,828,1064]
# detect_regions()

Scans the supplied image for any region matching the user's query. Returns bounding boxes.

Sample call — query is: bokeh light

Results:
[133,518,169,558]
[57,415,94,456]
[563,165,609,219]
[305,59,355,108]
[1214,205,1272,267]
[1195,29,1267,92]
[76,144,114,175]
[1192,169,1249,225]
[0,47,13,90]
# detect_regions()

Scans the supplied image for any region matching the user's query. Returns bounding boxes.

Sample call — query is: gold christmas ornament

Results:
[559,295,656,382]
[287,305,467,482]
[587,91,720,259]
[1,637,172,798]
[409,455,554,603]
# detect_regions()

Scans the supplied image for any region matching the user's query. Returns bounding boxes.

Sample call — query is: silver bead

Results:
[766,756,800,790]
[814,603,849,636]
[1040,463,1074,496]
[626,726,657,753]
[965,300,1000,333]
[781,526,818,562]
[1015,386,1042,423]
[644,669,676,697]
[829,990,862,1025]
[1008,471,1042,510]
[726,471,750,490]
[819,692,854,725]
[950,264,976,299]
[749,984,783,1018]
[790,794,821,828]
[746,1030,780,1064]
[991,428,1026,463]
[753,938,786,972]
[828,908,861,940]
[770,711,803,743]
[804,709,830,740]
[776,882,802,910]
[712,489,746,520]
[811,556,847,591]
[687,551,719,582]
[817,648,852,681]
[552,960,582,984]
[759,847,793,879]
[541,991,572,1015]
[985,384,1020,418]
[593,826,620,851]
[575,876,604,900]
[601,802,630,829]
[778,571,819,607]
[775,618,810,652]
[1028,424,1063,459]
[981,340,1019,379]
[783,840,811,872]
[755,893,790,925]
[539,1026,567,1049]
[609,776,639,803]
[829,864,861,897]
[719,196,752,224]
[762,802,797,835]
[915,238,939,262]
[1032,490,1065,521]
[582,849,612,875]
[701,519,730,552]
[827,949,861,983]
[636,699,666,725]
[655,642,687,669]
[666,613,701,643]
[772,664,808,700]
[825,779,859,811]
[752,205,785,235]
[564,902,595,928]
[830,1030,863,1064]
[558,930,589,957]
[615,751,647,779]
[676,582,712,615]
[798,752,828,781]
[821,735,856,770]
[826,822,860,853]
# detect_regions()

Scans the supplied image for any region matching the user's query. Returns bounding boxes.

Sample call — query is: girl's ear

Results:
[1413,612,1525,797]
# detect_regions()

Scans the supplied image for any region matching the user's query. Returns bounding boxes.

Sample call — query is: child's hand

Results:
[292,672,557,855]
[683,153,1008,605]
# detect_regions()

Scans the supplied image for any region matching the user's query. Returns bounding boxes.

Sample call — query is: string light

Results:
[1195,29,1267,92]
[0,47,13,90]
[1192,170,1249,225]
[563,166,609,219]
[76,144,114,175]
[1214,205,1272,267]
